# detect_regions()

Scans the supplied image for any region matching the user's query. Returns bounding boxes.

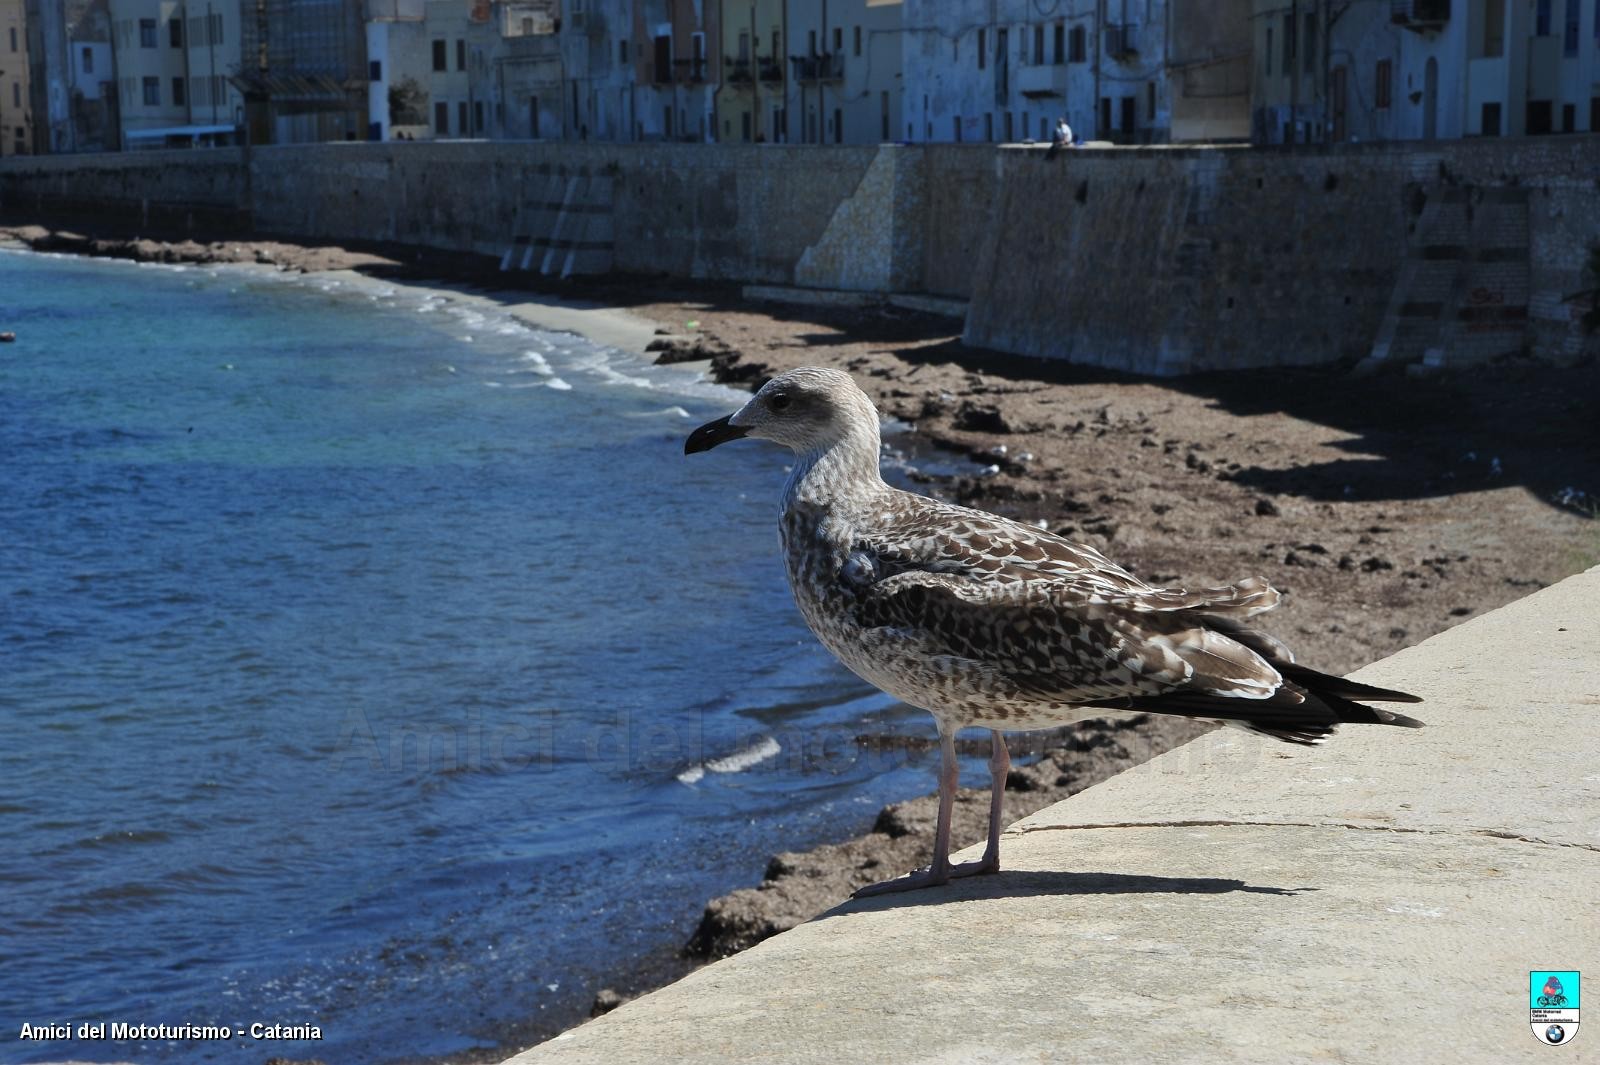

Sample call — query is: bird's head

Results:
[684,366,880,456]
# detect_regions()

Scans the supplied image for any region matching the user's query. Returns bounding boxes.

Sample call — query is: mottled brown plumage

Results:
[687,367,1423,894]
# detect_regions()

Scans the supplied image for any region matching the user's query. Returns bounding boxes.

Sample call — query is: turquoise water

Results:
[0,252,955,1063]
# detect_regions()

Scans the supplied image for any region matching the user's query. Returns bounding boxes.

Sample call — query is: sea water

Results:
[0,251,965,1063]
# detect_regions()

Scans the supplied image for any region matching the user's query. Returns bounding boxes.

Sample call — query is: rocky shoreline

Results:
[7,224,1596,1062]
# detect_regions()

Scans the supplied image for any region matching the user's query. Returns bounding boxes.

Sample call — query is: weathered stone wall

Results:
[963,137,1600,373]
[0,147,247,232]
[919,146,999,299]
[246,141,880,284]
[3,136,1597,373]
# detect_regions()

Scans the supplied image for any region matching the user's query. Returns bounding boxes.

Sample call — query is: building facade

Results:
[1167,0,1250,140]
[631,0,716,140]
[104,0,242,146]
[2,0,31,153]
[900,0,1169,145]
[1252,0,1600,144]
[713,0,784,142]
[786,0,901,144]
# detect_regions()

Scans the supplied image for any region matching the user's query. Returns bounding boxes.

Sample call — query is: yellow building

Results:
[715,0,785,142]
[1,0,31,154]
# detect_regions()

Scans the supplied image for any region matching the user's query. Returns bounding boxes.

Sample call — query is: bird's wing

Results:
[859,496,1281,617]
[847,567,1286,706]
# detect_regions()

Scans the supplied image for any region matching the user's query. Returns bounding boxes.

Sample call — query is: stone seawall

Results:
[964,137,1600,373]
[3,137,1596,374]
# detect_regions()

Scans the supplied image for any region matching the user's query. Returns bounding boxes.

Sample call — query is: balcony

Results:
[791,53,843,83]
[1391,0,1450,30]
[725,57,753,86]
[758,57,783,83]
[1017,63,1068,98]
[671,58,708,83]
[1105,23,1137,59]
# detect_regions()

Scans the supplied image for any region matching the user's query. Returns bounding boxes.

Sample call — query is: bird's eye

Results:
[769,393,792,411]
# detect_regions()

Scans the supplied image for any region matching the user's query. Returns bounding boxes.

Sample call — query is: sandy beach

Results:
[5,223,1596,1060]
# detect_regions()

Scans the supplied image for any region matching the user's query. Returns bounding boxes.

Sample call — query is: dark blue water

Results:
[0,252,959,1064]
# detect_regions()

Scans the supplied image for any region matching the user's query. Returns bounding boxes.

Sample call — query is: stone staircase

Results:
[1358,186,1529,375]
[499,170,615,278]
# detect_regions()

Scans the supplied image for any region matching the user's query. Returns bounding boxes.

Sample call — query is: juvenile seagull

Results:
[686,367,1423,896]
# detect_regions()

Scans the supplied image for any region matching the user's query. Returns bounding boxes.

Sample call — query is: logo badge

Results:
[1531,971,1580,1046]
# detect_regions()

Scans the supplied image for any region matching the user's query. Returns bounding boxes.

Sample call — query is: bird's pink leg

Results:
[854,728,1006,897]
[954,729,1009,877]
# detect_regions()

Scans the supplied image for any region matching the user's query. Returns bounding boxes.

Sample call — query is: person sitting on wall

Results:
[1044,116,1074,161]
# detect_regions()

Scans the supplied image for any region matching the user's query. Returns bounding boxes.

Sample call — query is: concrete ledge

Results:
[742,284,969,321]
[506,565,1598,1064]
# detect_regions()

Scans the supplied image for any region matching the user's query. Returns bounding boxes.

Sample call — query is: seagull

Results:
[685,367,1423,896]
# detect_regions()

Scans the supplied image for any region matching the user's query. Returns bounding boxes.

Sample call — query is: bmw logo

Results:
[1546,1024,1566,1044]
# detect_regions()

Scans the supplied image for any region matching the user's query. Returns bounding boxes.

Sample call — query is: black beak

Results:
[684,414,749,455]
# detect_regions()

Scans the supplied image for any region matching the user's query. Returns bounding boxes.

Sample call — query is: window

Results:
[1053,23,1064,64]
[953,115,961,142]
[654,34,671,82]
[834,106,841,143]
[1069,25,1086,62]
[1592,97,1600,131]
[1283,15,1295,72]
[984,112,993,140]
[172,76,185,104]
[1304,13,1316,72]
[1563,102,1576,130]
[12,82,19,107]
[210,13,222,44]
[1564,0,1579,53]
[7,25,15,50]
[1535,0,1551,35]
[142,75,159,104]
[1147,80,1155,120]
[1482,0,1504,55]
[82,45,93,72]
[1003,111,1013,140]
[140,18,156,47]
[833,26,842,53]
[456,39,466,71]
[854,25,861,56]
[1033,25,1044,64]
[435,101,449,134]
[169,17,182,47]
[432,40,446,71]
[369,60,382,81]
[978,28,986,69]
[619,39,628,63]
[458,101,468,134]
[474,100,484,133]
[1375,59,1392,108]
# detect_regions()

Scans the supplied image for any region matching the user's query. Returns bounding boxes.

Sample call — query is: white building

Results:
[108,0,244,146]
[901,0,1170,144]
[1253,0,1600,144]
[561,0,636,140]
[785,0,902,145]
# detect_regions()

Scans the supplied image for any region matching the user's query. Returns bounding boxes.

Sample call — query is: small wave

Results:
[520,351,553,375]
[676,735,782,785]
[544,377,572,391]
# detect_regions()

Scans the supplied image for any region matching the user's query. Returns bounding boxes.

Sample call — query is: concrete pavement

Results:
[505,566,1599,1064]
